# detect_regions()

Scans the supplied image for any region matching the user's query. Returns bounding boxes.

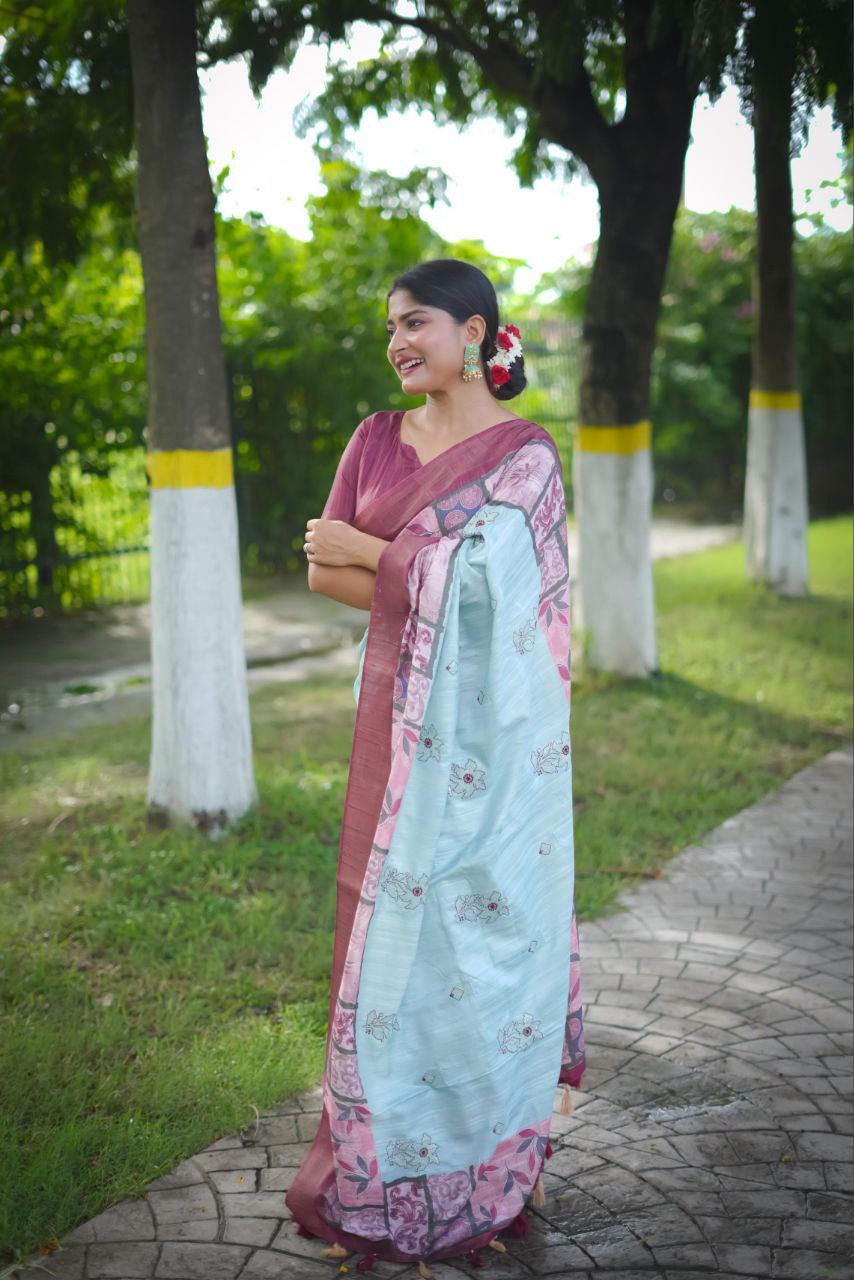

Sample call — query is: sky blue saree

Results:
[286,417,586,1270]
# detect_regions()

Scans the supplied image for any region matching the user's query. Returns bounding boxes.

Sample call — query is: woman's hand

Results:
[303,517,364,567]
[304,518,391,573]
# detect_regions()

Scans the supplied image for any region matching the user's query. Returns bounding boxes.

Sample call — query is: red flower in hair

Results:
[496,331,514,351]
[490,365,510,386]
[505,324,521,338]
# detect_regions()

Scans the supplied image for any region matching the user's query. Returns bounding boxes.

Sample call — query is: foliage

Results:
[209,0,747,185]
[0,0,135,263]
[220,157,446,569]
[726,0,852,148]
[1,153,545,602]
[0,211,146,474]
[538,206,853,516]
[0,2,762,260]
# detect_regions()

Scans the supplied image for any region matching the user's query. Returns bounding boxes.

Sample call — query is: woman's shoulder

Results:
[355,407,402,439]
[508,414,558,448]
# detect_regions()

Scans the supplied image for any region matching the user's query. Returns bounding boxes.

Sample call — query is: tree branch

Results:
[346,0,615,180]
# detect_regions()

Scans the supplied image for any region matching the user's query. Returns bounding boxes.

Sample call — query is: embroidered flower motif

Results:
[449,756,486,798]
[421,1067,446,1087]
[538,840,552,856]
[497,1012,544,1054]
[454,890,510,923]
[444,659,458,674]
[513,617,536,653]
[472,507,499,528]
[386,1132,440,1172]
[448,984,466,1000]
[363,1009,400,1042]
[476,687,490,705]
[530,731,571,775]
[416,721,444,762]
[380,864,429,908]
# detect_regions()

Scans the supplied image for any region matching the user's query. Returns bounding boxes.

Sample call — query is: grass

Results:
[0,515,851,1264]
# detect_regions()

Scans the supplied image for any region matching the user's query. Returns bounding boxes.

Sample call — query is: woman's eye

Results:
[386,320,422,337]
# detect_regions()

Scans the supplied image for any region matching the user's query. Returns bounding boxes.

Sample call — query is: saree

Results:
[285,415,586,1268]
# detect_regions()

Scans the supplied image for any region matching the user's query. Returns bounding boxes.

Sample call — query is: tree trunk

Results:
[573,70,694,675]
[743,27,809,596]
[127,0,257,834]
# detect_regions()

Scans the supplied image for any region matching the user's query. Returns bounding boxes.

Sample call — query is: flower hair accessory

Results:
[487,323,523,387]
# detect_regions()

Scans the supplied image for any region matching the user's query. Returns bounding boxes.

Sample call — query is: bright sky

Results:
[199,22,851,293]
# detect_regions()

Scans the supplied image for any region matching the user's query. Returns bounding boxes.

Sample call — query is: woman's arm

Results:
[307,529,392,610]
[308,562,376,611]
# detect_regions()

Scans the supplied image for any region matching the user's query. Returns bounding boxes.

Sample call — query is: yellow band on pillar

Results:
[749,390,802,411]
[147,448,234,489]
[575,421,651,454]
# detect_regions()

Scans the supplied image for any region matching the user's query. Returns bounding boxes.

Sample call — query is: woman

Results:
[285,258,586,1276]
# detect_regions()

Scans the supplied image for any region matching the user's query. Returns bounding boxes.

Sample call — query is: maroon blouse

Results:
[320,409,424,523]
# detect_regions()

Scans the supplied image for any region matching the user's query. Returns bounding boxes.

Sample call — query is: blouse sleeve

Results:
[321,416,371,522]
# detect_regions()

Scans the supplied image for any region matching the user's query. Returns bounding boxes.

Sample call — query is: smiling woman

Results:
[291,258,585,1276]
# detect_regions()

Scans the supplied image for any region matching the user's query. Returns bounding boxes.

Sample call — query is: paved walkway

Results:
[11,745,852,1279]
[0,519,740,748]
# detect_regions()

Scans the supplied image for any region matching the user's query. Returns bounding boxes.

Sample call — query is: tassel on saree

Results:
[321,1242,349,1259]
[505,1210,530,1237]
[532,1173,546,1206]
[559,1083,574,1114]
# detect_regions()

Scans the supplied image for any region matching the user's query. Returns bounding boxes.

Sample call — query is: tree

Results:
[127,0,257,833]
[733,0,851,594]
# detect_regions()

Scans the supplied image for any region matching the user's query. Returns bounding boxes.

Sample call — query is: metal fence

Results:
[0,448,151,620]
[512,314,581,487]
[0,316,580,620]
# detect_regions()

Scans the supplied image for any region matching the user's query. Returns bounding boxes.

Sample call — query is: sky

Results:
[198,21,851,294]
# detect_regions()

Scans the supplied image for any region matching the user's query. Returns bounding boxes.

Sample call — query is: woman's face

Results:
[386,288,484,393]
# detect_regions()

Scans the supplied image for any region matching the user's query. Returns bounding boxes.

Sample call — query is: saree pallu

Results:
[286,419,586,1266]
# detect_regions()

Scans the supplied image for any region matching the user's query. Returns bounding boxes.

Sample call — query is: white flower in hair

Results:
[487,323,523,387]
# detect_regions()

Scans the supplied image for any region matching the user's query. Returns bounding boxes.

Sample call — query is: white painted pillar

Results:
[146,448,257,833]
[743,391,809,596]
[572,422,658,677]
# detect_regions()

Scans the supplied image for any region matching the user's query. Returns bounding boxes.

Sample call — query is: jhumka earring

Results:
[461,339,483,382]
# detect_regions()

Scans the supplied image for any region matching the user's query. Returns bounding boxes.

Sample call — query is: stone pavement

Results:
[11,745,852,1280]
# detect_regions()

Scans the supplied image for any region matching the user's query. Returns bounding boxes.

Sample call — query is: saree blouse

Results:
[321,408,426,524]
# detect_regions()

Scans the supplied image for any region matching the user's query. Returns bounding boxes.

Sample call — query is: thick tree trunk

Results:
[573,61,694,675]
[743,44,809,595]
[127,0,257,833]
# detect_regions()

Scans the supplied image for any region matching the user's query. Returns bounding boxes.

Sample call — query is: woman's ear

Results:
[465,315,487,345]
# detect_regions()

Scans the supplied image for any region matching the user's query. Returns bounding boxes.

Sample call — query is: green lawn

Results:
[0,515,851,1266]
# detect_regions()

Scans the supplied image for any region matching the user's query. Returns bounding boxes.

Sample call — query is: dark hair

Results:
[386,258,527,401]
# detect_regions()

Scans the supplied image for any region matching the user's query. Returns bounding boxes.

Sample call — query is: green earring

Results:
[461,339,483,382]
